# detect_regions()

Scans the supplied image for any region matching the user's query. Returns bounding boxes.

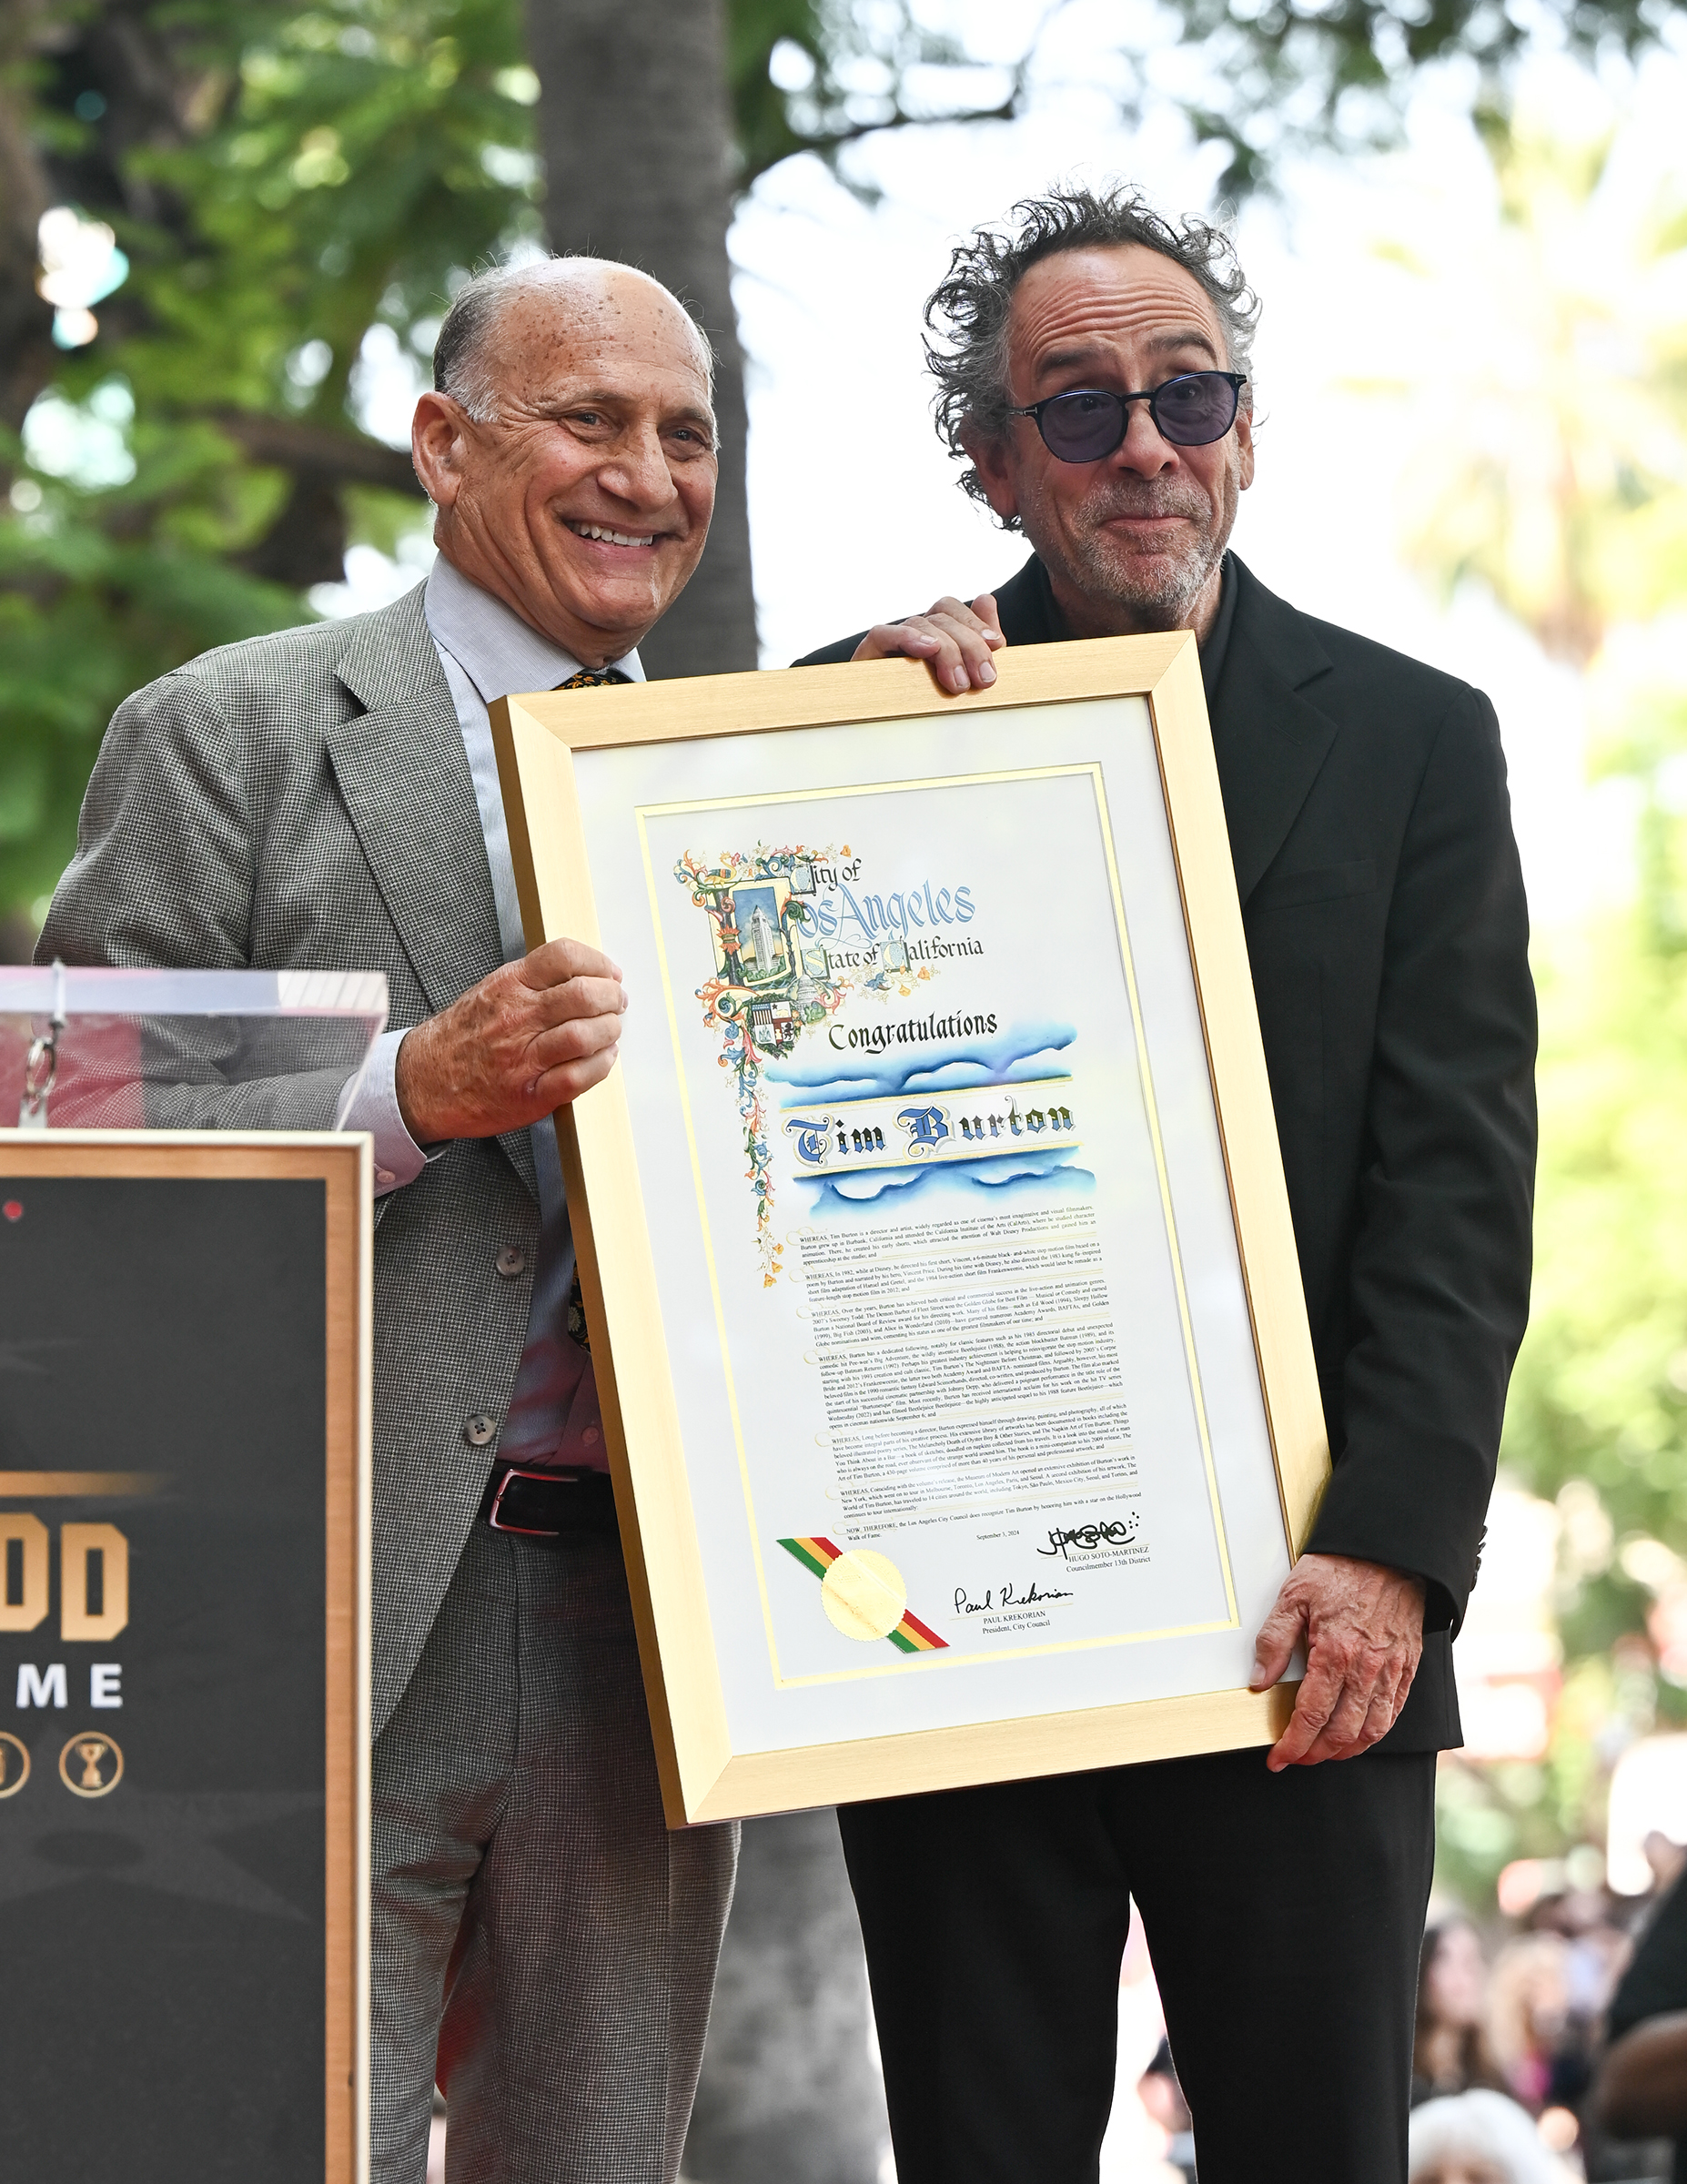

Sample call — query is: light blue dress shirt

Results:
[338,555,642,1471]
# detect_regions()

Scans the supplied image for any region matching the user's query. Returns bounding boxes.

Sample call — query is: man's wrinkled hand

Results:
[851,593,1005,693]
[394,936,626,1146]
[1248,1552,1425,1771]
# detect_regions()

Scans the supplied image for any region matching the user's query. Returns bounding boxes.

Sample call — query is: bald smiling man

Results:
[40,258,738,2184]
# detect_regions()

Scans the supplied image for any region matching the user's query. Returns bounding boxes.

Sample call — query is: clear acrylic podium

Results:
[0,965,388,1130]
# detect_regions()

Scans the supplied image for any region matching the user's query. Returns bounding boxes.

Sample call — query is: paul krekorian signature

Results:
[1035,1515,1141,1560]
[953,1578,1076,1615]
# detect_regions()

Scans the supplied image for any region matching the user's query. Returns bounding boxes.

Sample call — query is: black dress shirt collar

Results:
[994,551,1237,703]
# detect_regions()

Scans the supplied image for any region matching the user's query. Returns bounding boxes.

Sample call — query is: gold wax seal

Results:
[821,1550,907,1642]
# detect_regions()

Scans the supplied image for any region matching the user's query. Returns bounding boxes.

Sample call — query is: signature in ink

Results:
[1035,1514,1140,1560]
[953,1578,1076,1614]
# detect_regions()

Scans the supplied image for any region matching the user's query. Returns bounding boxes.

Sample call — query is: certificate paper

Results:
[497,642,1328,1819]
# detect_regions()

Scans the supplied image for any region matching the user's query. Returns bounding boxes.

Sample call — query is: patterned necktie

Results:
[556,662,624,1350]
[566,1268,591,1353]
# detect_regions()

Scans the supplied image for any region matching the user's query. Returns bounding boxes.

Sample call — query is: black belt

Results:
[479,1461,617,1538]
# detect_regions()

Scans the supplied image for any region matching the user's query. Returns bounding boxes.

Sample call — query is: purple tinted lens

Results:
[1150,374,1238,446]
[1035,376,1239,460]
[1038,390,1126,461]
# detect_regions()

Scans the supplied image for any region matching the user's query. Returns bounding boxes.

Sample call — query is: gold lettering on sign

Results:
[0,1514,49,1633]
[59,1523,129,1643]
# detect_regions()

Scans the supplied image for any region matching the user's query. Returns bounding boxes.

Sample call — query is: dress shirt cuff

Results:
[336,1028,432,1197]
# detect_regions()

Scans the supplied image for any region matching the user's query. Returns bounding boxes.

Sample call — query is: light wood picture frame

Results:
[491,635,1328,1826]
[0,1131,371,2184]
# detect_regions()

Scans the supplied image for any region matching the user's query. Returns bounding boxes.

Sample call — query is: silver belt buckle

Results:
[488,1465,565,1537]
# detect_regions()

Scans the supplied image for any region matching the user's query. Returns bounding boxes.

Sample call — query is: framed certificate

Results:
[492,634,1328,1825]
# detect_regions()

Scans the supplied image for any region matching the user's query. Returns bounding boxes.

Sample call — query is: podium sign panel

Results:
[0,1133,370,2184]
[492,635,1330,1825]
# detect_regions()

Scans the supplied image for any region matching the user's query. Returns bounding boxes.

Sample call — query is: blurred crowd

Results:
[1408,1844,1687,2181]
[1127,1834,1687,2182]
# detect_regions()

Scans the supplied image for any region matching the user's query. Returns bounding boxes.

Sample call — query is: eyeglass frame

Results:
[1007,371,1248,460]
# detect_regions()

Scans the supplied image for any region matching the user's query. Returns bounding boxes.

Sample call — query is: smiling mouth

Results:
[566,519,659,548]
[1100,511,1198,545]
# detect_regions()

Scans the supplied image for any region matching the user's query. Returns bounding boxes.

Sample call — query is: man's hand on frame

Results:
[851,593,1005,693]
[395,937,627,1146]
[1249,1552,1426,1771]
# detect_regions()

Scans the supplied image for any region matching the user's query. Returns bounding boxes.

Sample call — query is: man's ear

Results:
[1235,397,1256,493]
[960,422,1021,526]
[411,392,470,508]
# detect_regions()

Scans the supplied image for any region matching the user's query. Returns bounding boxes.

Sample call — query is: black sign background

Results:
[0,1177,328,2181]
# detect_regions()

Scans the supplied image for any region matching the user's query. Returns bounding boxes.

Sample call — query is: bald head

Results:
[412,254,718,665]
[434,257,713,424]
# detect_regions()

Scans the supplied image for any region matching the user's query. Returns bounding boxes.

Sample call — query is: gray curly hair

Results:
[925,185,1259,525]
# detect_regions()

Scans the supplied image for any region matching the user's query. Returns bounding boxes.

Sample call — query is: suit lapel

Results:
[326,589,538,1201]
[1003,552,1338,908]
[1208,561,1338,907]
[994,556,1062,646]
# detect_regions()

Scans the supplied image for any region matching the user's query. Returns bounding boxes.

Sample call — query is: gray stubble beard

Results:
[1025,461,1241,634]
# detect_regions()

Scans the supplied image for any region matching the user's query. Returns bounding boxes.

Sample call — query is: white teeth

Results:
[569,521,655,547]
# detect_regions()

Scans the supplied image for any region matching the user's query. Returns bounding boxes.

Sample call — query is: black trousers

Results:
[838,1744,1436,2184]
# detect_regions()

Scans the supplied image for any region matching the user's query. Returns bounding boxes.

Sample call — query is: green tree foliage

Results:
[0,0,546,922]
[1375,111,1687,1570]
[1,0,988,927]
[5,0,1685,935]
[1375,113,1687,668]
[1505,725,1687,1582]
[1364,110,1687,1897]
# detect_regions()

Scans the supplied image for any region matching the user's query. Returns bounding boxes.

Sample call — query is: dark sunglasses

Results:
[1009,371,1248,460]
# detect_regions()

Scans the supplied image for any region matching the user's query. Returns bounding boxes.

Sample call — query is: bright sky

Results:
[325,34,1687,936]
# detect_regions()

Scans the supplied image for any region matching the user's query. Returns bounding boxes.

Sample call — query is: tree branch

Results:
[207,410,426,497]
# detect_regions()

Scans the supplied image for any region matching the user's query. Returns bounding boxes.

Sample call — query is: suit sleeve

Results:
[792,632,870,666]
[1609,1875,1687,2039]
[1304,686,1537,1632]
[38,670,349,1132]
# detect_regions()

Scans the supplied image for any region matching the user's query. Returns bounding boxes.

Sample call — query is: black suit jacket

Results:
[798,553,1537,1750]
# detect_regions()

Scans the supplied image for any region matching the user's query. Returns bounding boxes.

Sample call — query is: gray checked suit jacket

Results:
[41,584,541,1738]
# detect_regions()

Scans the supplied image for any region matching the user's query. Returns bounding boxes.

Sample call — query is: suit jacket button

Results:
[465,1415,497,1447]
[496,1247,526,1279]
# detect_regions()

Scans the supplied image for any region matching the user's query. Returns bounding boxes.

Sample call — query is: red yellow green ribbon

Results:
[778,1534,947,1653]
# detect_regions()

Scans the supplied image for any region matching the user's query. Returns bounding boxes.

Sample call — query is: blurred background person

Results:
[1409,2089,1571,2184]
[1490,1932,1580,2115]
[1416,1919,1510,2105]
[1646,1835,1687,1902]
[1137,2040,1197,2184]
[1593,1868,1687,2181]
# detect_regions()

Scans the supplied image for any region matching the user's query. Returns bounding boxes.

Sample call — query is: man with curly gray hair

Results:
[924,184,1256,645]
[800,186,1536,2184]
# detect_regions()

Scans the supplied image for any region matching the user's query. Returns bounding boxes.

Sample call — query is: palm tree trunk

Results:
[682,1808,891,2184]
[524,0,756,677]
